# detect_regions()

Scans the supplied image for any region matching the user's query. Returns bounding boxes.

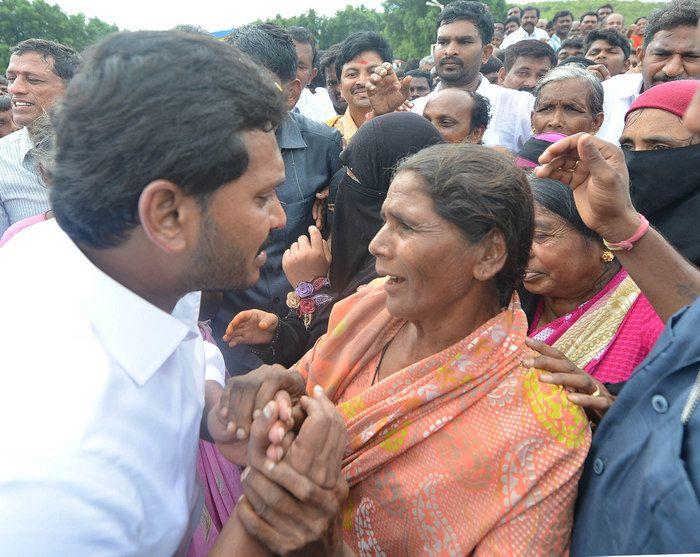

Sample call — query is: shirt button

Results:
[273,297,280,304]
[652,394,669,414]
[593,457,605,475]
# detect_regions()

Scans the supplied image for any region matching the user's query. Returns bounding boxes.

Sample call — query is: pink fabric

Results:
[530,270,664,383]
[187,441,242,557]
[0,213,48,247]
[188,323,241,557]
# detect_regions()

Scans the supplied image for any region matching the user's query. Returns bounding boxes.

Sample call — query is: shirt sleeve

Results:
[203,339,226,386]
[0,201,9,236]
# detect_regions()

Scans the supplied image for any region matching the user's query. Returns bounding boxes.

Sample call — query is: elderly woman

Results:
[531,66,604,136]
[243,144,589,555]
[620,79,700,265]
[524,177,664,389]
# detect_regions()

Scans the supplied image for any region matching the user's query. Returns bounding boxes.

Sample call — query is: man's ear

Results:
[286,79,303,110]
[310,67,318,81]
[497,67,507,86]
[138,179,199,255]
[636,44,645,66]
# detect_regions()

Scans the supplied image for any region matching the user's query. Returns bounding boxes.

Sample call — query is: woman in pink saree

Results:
[524,178,664,385]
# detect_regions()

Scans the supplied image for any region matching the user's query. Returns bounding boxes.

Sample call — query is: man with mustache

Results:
[319,44,348,116]
[412,0,535,152]
[0,39,80,235]
[598,0,700,144]
[498,39,557,93]
[548,10,574,52]
[500,5,550,50]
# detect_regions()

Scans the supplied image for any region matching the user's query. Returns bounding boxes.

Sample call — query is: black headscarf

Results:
[330,112,444,294]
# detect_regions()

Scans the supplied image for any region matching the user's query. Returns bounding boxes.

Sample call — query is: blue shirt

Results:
[212,112,342,372]
[571,297,700,555]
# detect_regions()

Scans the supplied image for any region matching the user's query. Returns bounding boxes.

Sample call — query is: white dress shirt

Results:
[0,219,207,556]
[294,87,337,123]
[598,72,644,145]
[0,127,50,235]
[412,74,535,152]
[500,26,551,50]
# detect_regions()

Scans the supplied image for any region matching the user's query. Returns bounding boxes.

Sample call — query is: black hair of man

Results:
[635,16,647,24]
[10,39,81,82]
[319,43,341,75]
[551,10,574,25]
[522,5,541,18]
[560,55,596,69]
[598,4,614,13]
[438,1,494,45]
[405,69,433,90]
[50,31,286,249]
[481,56,503,73]
[0,94,12,111]
[504,39,557,72]
[225,23,297,83]
[585,28,631,59]
[468,90,491,131]
[0,75,8,86]
[560,37,584,50]
[505,15,521,28]
[335,31,393,81]
[580,11,599,22]
[495,49,507,63]
[643,0,700,47]
[288,26,318,66]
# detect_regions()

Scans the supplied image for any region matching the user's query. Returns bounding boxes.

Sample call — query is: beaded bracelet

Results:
[286,277,332,328]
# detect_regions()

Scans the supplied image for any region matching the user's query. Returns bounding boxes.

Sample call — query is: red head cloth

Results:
[626,79,700,121]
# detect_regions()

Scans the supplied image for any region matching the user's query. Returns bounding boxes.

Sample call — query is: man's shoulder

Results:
[291,112,342,146]
[0,128,29,159]
[480,80,534,106]
[603,72,643,98]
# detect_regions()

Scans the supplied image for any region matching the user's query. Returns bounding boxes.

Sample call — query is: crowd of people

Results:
[0,0,698,555]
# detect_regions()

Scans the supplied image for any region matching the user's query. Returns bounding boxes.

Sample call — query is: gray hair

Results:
[27,114,55,179]
[534,65,604,116]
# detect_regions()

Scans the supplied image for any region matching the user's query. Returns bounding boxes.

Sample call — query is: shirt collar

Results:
[276,113,307,150]
[47,220,201,385]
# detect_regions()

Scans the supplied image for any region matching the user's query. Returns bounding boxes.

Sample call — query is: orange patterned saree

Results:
[296,280,591,556]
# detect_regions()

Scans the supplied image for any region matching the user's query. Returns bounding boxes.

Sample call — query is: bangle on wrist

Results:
[603,213,649,251]
[286,277,332,328]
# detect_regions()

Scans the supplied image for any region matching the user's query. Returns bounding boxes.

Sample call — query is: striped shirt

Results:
[0,128,50,235]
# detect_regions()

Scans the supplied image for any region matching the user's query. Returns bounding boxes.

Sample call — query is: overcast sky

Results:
[53,0,386,32]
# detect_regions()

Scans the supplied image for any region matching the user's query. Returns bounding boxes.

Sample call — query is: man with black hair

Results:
[288,26,336,122]
[598,0,700,143]
[319,44,347,115]
[579,12,600,39]
[501,5,549,49]
[507,6,521,19]
[0,75,8,94]
[327,31,393,143]
[557,37,585,63]
[597,3,614,20]
[412,0,534,152]
[1,39,80,234]
[482,56,503,83]
[585,28,631,78]
[504,15,520,35]
[498,39,557,93]
[548,10,574,51]
[0,29,346,555]
[222,24,342,374]
[405,69,432,99]
[603,13,625,32]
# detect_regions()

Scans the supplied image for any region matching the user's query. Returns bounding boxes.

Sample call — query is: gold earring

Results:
[601,250,615,263]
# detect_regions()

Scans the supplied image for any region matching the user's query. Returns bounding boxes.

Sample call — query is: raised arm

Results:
[536,132,700,321]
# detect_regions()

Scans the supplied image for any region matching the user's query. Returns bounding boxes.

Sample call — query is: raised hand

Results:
[366,62,413,117]
[283,226,331,288]
[223,309,279,347]
[535,132,640,242]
